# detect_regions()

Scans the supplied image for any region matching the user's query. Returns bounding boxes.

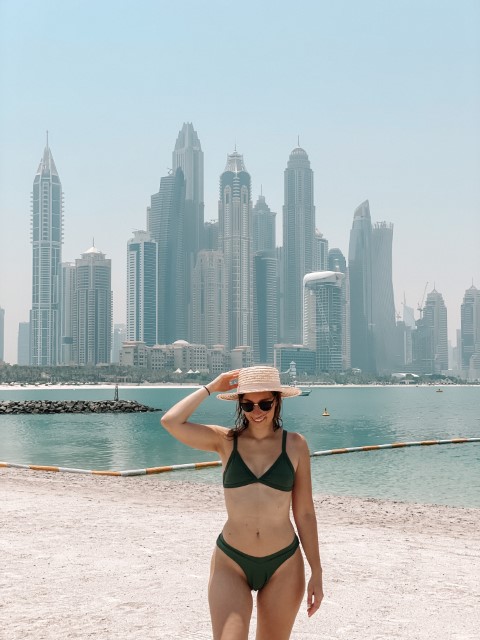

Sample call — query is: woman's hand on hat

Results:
[207,370,240,394]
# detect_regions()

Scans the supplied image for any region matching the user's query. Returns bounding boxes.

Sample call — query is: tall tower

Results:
[0,307,4,362]
[282,146,315,344]
[127,230,158,346]
[303,271,344,373]
[218,151,253,350]
[30,138,63,365]
[73,245,112,365]
[253,251,278,364]
[328,248,351,370]
[460,285,480,371]
[314,230,328,271]
[371,222,396,373]
[58,262,76,365]
[252,194,276,253]
[148,168,187,344]
[191,250,227,348]
[414,288,448,373]
[172,123,204,340]
[348,200,375,373]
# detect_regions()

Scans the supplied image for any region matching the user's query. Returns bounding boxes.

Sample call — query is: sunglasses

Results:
[240,399,275,413]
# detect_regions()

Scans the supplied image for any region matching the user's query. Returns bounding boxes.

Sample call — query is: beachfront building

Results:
[303,271,345,373]
[119,341,150,368]
[230,345,254,369]
[127,231,158,347]
[191,250,227,348]
[282,146,316,344]
[30,139,63,366]
[73,245,112,366]
[218,150,253,351]
[112,324,126,364]
[273,344,316,377]
[460,285,480,379]
[58,262,76,365]
[348,200,375,374]
[328,248,351,370]
[148,168,187,344]
[371,222,396,374]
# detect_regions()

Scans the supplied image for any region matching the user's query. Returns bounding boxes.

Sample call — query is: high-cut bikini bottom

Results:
[216,532,300,591]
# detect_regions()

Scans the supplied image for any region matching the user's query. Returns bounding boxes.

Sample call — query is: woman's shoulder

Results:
[285,430,309,452]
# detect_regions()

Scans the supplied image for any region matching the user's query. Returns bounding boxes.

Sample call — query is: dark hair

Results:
[228,391,283,437]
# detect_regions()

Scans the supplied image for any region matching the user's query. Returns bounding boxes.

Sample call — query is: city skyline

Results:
[1,0,479,364]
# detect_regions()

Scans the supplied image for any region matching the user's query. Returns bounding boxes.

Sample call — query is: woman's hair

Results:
[228,391,283,437]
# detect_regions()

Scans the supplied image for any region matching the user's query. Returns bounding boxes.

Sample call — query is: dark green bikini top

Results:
[223,430,295,492]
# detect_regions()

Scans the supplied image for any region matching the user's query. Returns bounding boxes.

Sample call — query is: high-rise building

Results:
[303,271,344,373]
[218,151,253,350]
[127,230,158,346]
[282,146,315,344]
[17,322,30,365]
[204,220,219,250]
[148,168,187,344]
[252,194,276,254]
[0,307,4,361]
[253,251,278,364]
[371,222,396,373]
[172,123,204,340]
[314,230,328,271]
[348,200,375,373]
[58,262,76,364]
[328,248,351,370]
[460,284,480,372]
[73,245,112,365]
[191,250,227,348]
[172,123,204,255]
[413,288,448,373]
[30,139,63,365]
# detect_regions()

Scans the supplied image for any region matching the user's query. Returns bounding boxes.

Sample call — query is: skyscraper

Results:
[30,139,63,365]
[252,194,276,253]
[73,245,112,365]
[253,251,278,364]
[371,222,396,373]
[282,146,315,344]
[328,248,351,370]
[127,230,158,346]
[172,123,204,340]
[314,230,328,271]
[218,151,253,350]
[348,200,375,373]
[460,284,480,372]
[413,288,448,373]
[191,250,227,348]
[303,271,344,373]
[58,262,76,365]
[148,168,187,344]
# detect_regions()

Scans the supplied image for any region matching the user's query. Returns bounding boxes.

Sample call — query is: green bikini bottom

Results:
[216,532,300,591]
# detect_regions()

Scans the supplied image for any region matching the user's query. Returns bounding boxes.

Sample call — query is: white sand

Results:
[1,468,479,640]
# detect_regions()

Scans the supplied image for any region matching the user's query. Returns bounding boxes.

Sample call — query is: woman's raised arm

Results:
[160,370,239,453]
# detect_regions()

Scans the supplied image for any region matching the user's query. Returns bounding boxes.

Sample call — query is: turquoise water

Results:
[1,385,479,508]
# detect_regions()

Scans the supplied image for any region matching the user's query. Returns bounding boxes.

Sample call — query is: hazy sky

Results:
[1,0,479,365]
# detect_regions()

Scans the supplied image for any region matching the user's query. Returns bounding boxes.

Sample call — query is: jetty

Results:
[0,400,160,415]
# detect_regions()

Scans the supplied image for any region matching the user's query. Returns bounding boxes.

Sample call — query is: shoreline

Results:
[2,468,479,639]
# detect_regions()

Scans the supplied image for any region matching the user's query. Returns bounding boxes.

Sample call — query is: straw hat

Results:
[217,366,301,401]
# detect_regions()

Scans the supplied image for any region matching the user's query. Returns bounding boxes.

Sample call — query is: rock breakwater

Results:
[0,400,160,415]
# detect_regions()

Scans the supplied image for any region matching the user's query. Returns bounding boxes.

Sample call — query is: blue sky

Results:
[1,0,479,364]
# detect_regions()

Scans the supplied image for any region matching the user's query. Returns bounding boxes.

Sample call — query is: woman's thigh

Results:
[255,548,305,640]
[208,546,253,640]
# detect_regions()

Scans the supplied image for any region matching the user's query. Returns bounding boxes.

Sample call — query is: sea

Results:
[1,385,479,508]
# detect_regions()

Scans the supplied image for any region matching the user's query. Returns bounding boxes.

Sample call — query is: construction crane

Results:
[417,282,428,318]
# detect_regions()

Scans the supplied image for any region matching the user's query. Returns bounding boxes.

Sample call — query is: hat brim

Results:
[217,386,302,401]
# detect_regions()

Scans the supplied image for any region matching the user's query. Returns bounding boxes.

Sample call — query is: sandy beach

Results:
[1,469,479,639]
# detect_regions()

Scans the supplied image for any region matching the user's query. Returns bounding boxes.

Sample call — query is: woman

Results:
[161,365,323,639]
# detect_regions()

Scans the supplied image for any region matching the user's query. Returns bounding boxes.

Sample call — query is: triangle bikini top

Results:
[223,429,295,492]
